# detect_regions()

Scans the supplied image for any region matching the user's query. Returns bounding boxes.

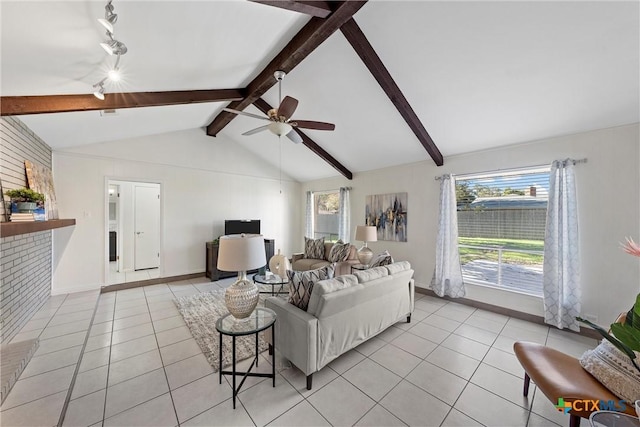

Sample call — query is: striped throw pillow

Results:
[287,264,335,311]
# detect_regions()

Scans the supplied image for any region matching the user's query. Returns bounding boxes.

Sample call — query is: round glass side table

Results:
[589,411,640,427]
[215,307,276,409]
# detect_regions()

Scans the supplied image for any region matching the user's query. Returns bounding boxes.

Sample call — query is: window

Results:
[455,167,550,296]
[314,191,340,242]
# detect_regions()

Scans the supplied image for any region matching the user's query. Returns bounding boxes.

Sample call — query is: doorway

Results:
[106,179,162,285]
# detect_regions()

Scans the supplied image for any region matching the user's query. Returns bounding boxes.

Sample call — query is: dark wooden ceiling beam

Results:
[206,1,367,137]
[250,1,333,18]
[0,89,244,116]
[340,18,443,166]
[254,98,352,179]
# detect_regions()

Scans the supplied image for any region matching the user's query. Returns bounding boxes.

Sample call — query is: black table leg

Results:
[255,331,259,367]
[271,323,275,387]
[232,335,236,409]
[219,332,222,384]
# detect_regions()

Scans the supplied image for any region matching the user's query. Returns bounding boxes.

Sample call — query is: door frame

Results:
[104,176,164,285]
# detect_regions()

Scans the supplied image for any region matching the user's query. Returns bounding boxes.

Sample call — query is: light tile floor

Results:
[1,276,599,427]
[108,262,160,285]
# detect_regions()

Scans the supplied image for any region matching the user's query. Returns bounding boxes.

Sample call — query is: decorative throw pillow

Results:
[328,240,351,262]
[579,339,640,402]
[370,250,394,267]
[287,264,335,311]
[304,237,325,259]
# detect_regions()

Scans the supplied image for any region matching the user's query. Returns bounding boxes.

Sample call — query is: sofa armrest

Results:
[291,253,304,263]
[264,297,318,376]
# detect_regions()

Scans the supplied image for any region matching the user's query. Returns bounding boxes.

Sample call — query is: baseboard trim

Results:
[414,287,601,340]
[100,272,206,293]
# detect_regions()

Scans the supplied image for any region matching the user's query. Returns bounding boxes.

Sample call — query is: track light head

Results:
[100,39,127,56]
[93,83,105,100]
[98,15,117,33]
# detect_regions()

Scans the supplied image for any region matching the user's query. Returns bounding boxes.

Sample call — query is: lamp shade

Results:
[217,234,266,272]
[355,225,377,242]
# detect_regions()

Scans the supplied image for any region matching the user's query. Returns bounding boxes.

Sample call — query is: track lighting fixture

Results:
[91,0,128,100]
[93,82,106,100]
[100,38,127,56]
[98,0,118,33]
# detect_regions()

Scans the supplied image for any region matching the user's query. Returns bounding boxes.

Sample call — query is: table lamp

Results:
[355,225,377,266]
[217,234,266,319]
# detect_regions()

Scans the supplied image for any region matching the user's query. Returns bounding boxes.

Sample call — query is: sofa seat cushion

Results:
[287,264,335,311]
[292,258,330,271]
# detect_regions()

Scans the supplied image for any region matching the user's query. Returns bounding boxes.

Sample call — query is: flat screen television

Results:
[224,220,260,235]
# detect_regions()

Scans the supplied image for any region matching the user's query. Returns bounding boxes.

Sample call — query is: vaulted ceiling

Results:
[2,1,638,182]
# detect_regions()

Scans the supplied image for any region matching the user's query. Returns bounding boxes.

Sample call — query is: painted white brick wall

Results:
[0,116,53,344]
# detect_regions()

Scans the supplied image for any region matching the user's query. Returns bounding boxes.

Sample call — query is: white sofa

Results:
[265,261,415,389]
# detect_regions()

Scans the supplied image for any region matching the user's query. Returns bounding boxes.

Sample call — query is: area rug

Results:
[174,290,271,372]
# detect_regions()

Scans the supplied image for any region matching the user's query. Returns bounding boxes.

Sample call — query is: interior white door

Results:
[134,185,160,270]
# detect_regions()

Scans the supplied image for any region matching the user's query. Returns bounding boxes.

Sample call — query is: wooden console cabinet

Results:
[206,238,275,281]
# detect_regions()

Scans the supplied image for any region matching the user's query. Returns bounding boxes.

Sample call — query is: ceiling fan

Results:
[223,70,335,144]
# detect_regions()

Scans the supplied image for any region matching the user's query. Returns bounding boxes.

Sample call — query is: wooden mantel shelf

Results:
[0,219,76,238]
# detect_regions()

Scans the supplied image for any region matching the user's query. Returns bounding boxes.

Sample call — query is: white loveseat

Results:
[265,261,415,389]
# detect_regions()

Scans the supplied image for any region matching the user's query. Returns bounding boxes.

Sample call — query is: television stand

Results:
[206,239,275,281]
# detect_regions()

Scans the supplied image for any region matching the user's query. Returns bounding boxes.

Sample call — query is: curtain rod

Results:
[310,187,352,193]
[434,158,588,180]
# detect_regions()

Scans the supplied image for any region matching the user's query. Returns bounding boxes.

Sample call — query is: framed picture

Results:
[365,192,407,242]
[25,160,59,220]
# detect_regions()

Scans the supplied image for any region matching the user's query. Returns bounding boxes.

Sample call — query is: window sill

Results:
[463,279,543,299]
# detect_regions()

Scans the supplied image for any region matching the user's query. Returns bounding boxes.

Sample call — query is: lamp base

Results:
[357,246,374,267]
[225,275,259,319]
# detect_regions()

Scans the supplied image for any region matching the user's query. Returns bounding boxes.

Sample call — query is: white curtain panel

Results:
[431,174,465,298]
[543,160,581,331]
[305,191,314,239]
[338,187,351,242]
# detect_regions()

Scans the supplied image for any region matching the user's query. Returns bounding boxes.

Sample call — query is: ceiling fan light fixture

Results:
[268,121,292,137]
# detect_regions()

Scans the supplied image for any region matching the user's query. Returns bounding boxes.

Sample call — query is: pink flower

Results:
[622,237,640,258]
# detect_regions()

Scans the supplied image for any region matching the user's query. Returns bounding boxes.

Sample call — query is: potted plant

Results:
[4,188,45,213]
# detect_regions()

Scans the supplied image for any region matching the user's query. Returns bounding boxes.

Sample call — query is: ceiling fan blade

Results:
[223,108,270,122]
[277,96,298,119]
[286,129,303,144]
[291,120,335,131]
[242,125,270,136]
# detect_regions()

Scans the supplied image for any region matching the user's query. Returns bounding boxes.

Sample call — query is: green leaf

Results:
[611,323,640,352]
[631,293,640,330]
[577,317,638,362]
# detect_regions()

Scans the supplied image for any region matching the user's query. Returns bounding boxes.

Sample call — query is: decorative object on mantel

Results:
[24,161,58,220]
[4,188,45,222]
[355,225,377,266]
[92,0,128,99]
[217,234,266,319]
[269,249,290,279]
[365,192,408,242]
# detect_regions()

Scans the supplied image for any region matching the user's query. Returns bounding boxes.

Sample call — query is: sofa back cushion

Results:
[385,261,411,275]
[327,241,351,262]
[304,237,325,259]
[354,266,389,283]
[287,264,335,311]
[307,275,359,316]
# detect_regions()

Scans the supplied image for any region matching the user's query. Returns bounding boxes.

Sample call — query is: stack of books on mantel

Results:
[10,213,35,222]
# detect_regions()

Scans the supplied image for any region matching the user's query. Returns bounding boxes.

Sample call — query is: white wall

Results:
[52,128,302,294]
[301,124,640,325]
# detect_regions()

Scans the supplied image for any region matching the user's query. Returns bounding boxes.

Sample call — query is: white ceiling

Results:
[2,1,639,182]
